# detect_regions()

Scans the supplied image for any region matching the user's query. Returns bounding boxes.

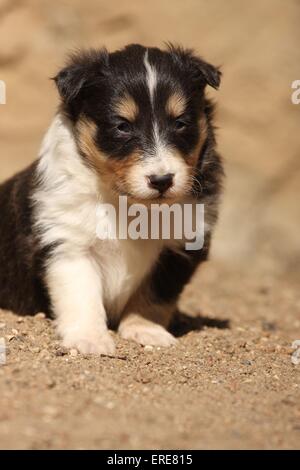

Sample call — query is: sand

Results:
[0,0,299,449]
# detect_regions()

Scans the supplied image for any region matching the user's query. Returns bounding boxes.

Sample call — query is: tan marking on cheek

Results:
[166,91,186,117]
[187,115,208,168]
[107,152,141,189]
[76,117,141,193]
[76,117,105,167]
[115,94,139,122]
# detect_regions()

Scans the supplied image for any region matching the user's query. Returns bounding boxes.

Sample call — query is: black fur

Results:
[0,163,51,315]
[150,237,211,305]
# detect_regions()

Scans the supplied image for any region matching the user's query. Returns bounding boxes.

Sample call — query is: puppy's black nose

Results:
[148,173,174,193]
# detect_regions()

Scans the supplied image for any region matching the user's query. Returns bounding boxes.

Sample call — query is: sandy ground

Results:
[0,0,300,450]
[0,263,299,450]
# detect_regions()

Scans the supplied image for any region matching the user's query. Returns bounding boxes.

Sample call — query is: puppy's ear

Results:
[167,44,221,90]
[193,57,221,90]
[53,48,109,107]
[54,65,86,104]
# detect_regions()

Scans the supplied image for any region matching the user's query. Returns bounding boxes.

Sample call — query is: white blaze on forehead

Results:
[143,50,177,178]
[143,52,166,168]
[153,122,166,169]
[144,50,157,104]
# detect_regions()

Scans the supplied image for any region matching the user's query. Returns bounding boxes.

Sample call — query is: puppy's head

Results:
[54,44,221,201]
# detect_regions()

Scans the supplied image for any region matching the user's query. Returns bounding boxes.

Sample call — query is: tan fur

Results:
[76,117,105,169]
[187,114,208,167]
[76,117,141,195]
[115,94,139,122]
[166,91,186,117]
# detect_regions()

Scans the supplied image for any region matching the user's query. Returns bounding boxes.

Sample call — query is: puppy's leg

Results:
[119,287,177,347]
[46,254,115,355]
[119,240,210,347]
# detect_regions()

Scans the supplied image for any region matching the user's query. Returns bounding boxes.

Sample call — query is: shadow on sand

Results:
[169,310,230,338]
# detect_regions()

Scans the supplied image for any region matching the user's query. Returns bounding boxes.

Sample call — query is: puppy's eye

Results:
[174,118,187,131]
[116,120,132,134]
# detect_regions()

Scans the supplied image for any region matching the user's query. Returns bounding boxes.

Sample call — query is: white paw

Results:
[119,323,177,347]
[62,330,116,356]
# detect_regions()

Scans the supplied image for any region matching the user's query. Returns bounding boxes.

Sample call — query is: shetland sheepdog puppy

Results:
[0,44,223,355]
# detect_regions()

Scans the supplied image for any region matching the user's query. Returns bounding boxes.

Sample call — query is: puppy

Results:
[0,44,223,355]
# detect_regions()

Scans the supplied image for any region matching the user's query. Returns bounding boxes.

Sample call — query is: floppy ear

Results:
[194,58,221,90]
[54,65,87,104]
[53,48,109,107]
[167,44,221,90]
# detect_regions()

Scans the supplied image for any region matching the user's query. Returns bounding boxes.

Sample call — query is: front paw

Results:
[119,322,177,347]
[62,330,116,356]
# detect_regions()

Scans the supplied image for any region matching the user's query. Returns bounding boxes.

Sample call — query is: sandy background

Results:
[0,0,299,449]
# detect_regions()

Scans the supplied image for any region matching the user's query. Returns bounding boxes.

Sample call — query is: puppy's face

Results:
[55,45,220,201]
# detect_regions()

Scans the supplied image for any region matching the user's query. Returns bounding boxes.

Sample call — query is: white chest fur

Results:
[93,236,162,316]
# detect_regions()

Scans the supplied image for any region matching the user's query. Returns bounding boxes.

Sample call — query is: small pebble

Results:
[136,373,152,384]
[46,378,56,388]
[11,329,19,336]
[39,349,50,357]
[55,348,68,357]
[244,378,252,383]
[144,345,153,352]
[6,335,16,342]
[260,337,268,342]
[70,348,78,357]
[262,321,277,332]
[241,359,253,366]
[35,312,46,320]
[236,327,246,332]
